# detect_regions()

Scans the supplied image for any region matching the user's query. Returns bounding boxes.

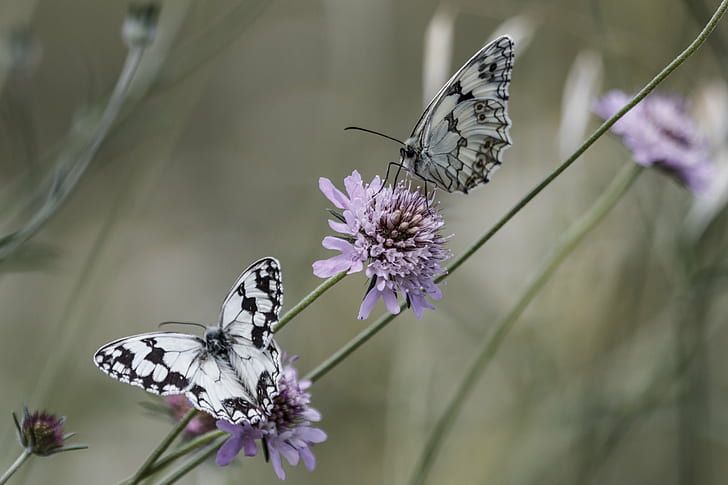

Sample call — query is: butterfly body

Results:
[94,257,283,425]
[400,35,514,193]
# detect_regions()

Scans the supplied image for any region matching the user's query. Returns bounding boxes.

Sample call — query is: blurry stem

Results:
[0,42,147,263]
[274,271,347,333]
[120,409,198,485]
[680,0,728,77]
[139,431,226,480]
[406,163,642,485]
[305,0,727,383]
[155,439,224,485]
[305,301,404,382]
[0,450,30,485]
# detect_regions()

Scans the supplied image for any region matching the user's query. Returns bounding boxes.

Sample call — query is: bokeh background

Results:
[1,0,727,483]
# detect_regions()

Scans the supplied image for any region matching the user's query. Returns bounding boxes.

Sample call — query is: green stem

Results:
[0,41,147,263]
[304,302,404,382]
[155,439,225,485]
[406,163,642,485]
[303,0,727,384]
[274,271,347,333]
[121,409,198,485]
[0,450,31,485]
[140,431,226,480]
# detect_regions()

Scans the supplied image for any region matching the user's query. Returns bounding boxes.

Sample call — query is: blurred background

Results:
[1,0,727,483]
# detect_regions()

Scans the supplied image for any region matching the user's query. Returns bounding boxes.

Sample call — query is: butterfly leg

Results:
[375,161,407,197]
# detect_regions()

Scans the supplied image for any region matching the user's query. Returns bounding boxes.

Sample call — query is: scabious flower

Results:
[12,406,85,456]
[164,395,217,437]
[313,170,451,319]
[594,90,713,194]
[216,356,327,480]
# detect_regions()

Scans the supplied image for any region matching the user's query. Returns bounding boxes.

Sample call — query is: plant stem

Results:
[304,302,404,382]
[406,163,642,485]
[303,0,727,384]
[121,409,198,485]
[0,41,147,263]
[274,271,347,333]
[155,439,225,485]
[0,450,31,485]
[140,431,226,480]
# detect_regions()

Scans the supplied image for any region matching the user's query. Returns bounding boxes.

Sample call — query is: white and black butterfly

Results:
[93,257,283,425]
[400,35,514,193]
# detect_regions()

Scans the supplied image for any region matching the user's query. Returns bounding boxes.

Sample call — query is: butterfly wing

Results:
[94,332,206,396]
[93,331,271,424]
[218,257,283,415]
[405,35,514,193]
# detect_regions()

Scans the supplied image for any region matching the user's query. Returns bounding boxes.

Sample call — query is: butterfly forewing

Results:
[93,257,284,425]
[220,257,283,349]
[94,332,205,395]
[403,35,514,193]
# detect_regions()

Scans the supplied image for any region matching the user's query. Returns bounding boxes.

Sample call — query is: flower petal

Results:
[328,219,351,234]
[215,435,243,467]
[299,446,317,471]
[319,177,350,209]
[269,448,287,480]
[382,287,401,315]
[358,287,381,320]
[313,255,354,277]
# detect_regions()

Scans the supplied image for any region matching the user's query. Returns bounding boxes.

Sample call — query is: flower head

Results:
[13,406,85,456]
[594,90,713,194]
[313,170,451,319]
[216,356,326,479]
[164,395,216,437]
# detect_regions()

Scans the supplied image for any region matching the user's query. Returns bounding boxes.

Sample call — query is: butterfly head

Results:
[204,327,230,357]
[400,140,420,171]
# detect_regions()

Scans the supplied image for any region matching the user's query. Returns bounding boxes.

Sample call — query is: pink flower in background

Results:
[594,90,713,194]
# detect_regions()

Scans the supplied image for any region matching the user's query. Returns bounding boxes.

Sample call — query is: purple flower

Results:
[164,395,217,437]
[313,170,451,319]
[215,420,263,466]
[216,356,326,479]
[13,406,86,456]
[594,90,713,194]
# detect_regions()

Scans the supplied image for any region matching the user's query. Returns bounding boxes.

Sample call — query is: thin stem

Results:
[140,431,226,480]
[0,450,31,485]
[122,409,198,485]
[0,43,147,262]
[304,302,404,382]
[303,0,727,383]
[155,439,225,485]
[406,163,642,485]
[274,271,347,333]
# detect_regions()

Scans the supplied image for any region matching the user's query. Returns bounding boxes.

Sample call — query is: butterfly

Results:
[93,257,283,425]
[400,35,514,193]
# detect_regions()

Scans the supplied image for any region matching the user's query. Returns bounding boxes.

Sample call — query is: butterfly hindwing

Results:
[403,35,514,193]
[219,257,283,414]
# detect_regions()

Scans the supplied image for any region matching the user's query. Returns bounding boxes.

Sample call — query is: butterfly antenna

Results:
[158,321,208,330]
[345,126,404,146]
